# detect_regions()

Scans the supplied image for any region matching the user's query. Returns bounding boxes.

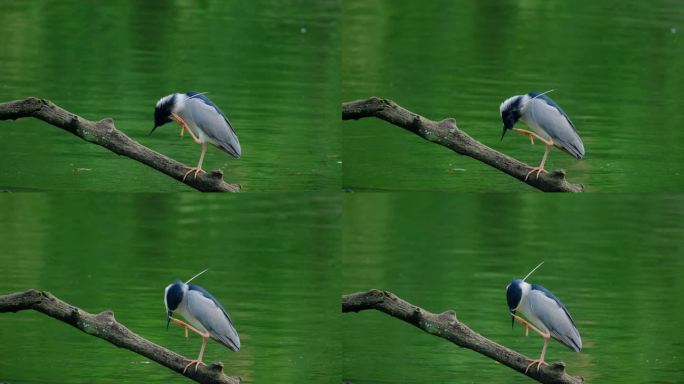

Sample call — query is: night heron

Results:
[164,270,240,373]
[499,91,585,180]
[151,92,241,181]
[506,262,582,373]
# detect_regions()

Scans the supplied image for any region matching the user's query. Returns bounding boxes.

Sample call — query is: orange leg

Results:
[171,113,201,144]
[169,317,204,338]
[512,314,546,338]
[512,315,551,373]
[182,143,208,181]
[511,128,555,180]
[513,128,539,145]
[525,334,550,373]
[524,144,551,181]
[183,333,210,374]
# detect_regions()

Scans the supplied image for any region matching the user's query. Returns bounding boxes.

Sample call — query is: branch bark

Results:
[0,98,240,192]
[0,289,240,384]
[342,289,583,384]
[342,97,583,192]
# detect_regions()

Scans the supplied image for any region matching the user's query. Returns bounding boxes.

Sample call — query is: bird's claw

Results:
[524,358,546,374]
[182,167,207,181]
[513,128,537,145]
[524,167,547,181]
[182,359,207,374]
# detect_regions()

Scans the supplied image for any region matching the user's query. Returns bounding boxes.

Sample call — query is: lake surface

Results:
[342,194,684,383]
[343,0,684,192]
[0,194,340,383]
[0,0,340,192]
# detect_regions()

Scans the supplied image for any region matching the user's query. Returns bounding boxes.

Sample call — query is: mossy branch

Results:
[0,97,240,192]
[342,289,583,384]
[342,97,583,192]
[0,289,240,384]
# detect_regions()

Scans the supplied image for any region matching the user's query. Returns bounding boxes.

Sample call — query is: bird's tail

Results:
[214,326,241,352]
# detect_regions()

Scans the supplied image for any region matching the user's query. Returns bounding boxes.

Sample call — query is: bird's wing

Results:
[528,286,582,352]
[185,96,241,159]
[528,97,585,159]
[186,286,241,351]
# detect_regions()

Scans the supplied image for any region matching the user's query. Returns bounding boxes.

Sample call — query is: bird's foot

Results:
[182,167,207,181]
[524,358,547,374]
[524,166,547,181]
[514,316,532,336]
[182,359,207,374]
[170,318,190,338]
[169,317,205,338]
[513,128,537,145]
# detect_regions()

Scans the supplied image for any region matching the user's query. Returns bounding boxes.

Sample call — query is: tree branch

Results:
[0,289,240,384]
[342,97,583,192]
[0,98,240,192]
[342,289,583,384]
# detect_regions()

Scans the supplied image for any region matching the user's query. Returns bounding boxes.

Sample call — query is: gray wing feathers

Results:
[186,290,241,351]
[528,99,585,159]
[186,98,241,159]
[529,291,582,352]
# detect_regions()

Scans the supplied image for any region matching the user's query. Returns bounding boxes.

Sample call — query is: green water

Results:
[0,0,340,192]
[1,1,684,384]
[343,0,684,192]
[0,194,340,383]
[342,194,684,383]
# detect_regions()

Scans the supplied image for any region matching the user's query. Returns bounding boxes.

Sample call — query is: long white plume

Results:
[185,268,208,284]
[185,91,209,101]
[522,261,544,282]
[521,89,555,108]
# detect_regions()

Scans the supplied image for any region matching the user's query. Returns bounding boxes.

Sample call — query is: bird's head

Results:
[164,280,185,329]
[151,94,177,135]
[499,95,523,141]
[506,279,524,328]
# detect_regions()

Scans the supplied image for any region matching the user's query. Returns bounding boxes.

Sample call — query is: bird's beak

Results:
[500,126,508,141]
[166,311,172,330]
[510,310,516,329]
[150,125,158,136]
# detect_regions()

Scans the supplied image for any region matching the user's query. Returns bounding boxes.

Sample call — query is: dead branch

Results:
[342,289,583,384]
[0,289,240,384]
[342,97,583,192]
[0,97,240,192]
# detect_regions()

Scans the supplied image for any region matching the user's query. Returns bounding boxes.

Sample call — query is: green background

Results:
[343,0,684,192]
[0,0,340,192]
[0,194,340,383]
[342,193,684,383]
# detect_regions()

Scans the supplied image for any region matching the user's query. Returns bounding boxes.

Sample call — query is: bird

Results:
[499,91,585,181]
[151,92,241,181]
[164,270,240,373]
[505,262,582,373]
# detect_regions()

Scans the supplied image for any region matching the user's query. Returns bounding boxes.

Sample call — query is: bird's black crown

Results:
[501,97,522,130]
[506,279,523,312]
[153,94,176,130]
[165,280,184,312]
